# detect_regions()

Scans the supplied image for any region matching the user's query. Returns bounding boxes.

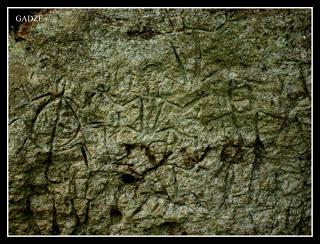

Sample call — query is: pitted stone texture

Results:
[9,9,311,235]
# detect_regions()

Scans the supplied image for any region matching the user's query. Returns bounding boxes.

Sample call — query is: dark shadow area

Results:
[110,207,122,225]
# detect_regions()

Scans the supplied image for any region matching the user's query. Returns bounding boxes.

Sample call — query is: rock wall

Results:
[9,9,311,235]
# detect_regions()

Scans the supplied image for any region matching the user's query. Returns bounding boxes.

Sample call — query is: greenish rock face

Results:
[9,9,311,235]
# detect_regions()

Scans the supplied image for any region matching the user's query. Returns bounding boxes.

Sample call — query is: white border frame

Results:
[7,6,313,237]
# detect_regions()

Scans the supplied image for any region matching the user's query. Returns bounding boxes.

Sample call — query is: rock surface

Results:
[9,9,311,235]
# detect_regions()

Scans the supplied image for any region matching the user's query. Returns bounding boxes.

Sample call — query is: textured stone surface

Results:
[9,9,311,235]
